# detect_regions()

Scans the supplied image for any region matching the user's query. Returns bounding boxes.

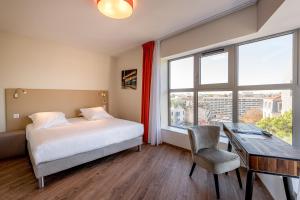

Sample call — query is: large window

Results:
[168,32,296,144]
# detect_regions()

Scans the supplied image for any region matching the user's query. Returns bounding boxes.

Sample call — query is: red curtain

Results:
[141,41,155,143]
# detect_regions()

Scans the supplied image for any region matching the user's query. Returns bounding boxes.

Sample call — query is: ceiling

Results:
[165,0,300,59]
[0,0,257,55]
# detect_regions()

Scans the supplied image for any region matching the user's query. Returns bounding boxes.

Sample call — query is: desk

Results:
[223,123,300,200]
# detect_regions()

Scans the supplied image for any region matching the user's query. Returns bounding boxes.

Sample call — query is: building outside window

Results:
[238,90,292,143]
[198,91,232,125]
[169,92,194,128]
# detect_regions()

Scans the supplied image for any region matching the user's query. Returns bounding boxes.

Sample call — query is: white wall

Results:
[109,46,143,122]
[0,32,112,132]
[162,128,191,150]
[160,5,257,58]
[257,0,284,29]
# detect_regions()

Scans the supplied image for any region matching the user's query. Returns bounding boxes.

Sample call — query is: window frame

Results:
[168,55,195,91]
[167,30,298,145]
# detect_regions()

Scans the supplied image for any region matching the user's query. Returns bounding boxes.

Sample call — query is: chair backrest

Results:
[188,126,220,154]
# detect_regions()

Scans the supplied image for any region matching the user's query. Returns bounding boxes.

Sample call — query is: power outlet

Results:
[13,114,20,119]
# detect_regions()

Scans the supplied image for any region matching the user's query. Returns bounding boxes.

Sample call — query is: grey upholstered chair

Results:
[188,126,242,199]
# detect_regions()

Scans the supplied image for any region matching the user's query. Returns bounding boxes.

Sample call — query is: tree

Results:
[241,109,263,123]
[256,110,292,144]
[171,98,186,109]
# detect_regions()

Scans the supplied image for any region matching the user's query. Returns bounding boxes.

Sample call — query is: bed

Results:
[5,89,143,188]
[26,117,143,188]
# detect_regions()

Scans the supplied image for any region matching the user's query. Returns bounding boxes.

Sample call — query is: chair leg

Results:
[189,162,196,177]
[235,168,243,189]
[214,174,220,199]
[38,177,44,189]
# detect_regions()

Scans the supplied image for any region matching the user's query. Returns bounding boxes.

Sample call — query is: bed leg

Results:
[38,177,45,189]
[138,145,142,152]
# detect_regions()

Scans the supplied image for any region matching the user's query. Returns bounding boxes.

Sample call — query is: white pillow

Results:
[29,112,69,129]
[80,107,113,121]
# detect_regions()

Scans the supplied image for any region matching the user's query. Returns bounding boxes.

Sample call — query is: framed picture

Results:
[122,69,137,89]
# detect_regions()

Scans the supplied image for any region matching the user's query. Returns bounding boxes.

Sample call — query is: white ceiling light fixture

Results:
[97,0,133,19]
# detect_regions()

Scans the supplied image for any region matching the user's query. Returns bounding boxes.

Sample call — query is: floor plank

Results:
[0,144,273,200]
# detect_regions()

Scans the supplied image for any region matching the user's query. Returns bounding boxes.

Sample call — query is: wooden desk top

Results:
[224,123,300,177]
[223,123,300,161]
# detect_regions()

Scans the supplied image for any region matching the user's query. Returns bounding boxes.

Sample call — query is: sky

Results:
[170,57,194,89]
[170,34,293,89]
[238,34,293,85]
[201,52,228,84]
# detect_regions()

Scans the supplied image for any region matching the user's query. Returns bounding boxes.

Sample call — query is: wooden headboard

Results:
[5,89,108,131]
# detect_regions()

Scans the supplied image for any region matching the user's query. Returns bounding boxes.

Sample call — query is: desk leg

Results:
[245,170,255,200]
[225,141,232,176]
[283,176,295,200]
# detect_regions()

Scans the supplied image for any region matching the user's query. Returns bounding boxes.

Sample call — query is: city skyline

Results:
[170,90,292,128]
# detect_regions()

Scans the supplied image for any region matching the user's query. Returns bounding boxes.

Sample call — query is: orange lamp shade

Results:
[97,0,133,19]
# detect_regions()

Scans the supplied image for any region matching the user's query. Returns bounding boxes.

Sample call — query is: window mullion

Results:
[233,44,238,123]
[194,53,200,126]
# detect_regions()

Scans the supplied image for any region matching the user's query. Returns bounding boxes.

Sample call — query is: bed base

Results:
[28,137,143,188]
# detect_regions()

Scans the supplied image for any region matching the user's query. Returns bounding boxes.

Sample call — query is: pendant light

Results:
[97,0,133,19]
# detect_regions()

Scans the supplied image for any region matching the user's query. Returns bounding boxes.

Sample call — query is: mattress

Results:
[26,117,144,165]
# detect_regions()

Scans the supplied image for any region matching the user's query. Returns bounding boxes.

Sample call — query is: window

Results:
[237,34,294,144]
[169,56,194,128]
[168,32,296,144]
[238,34,293,86]
[198,91,232,125]
[238,90,292,143]
[169,56,194,89]
[170,92,194,128]
[200,52,228,85]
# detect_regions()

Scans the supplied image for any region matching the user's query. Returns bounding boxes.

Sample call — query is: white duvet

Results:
[26,117,144,165]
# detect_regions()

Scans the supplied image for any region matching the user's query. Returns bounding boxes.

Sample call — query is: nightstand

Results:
[0,130,26,159]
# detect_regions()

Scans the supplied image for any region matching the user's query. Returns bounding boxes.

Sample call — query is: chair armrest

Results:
[0,130,26,159]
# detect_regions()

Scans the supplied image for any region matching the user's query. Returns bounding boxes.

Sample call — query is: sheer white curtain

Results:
[297,181,300,200]
[148,40,162,145]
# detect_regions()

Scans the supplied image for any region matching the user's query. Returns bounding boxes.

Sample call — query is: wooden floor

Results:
[0,144,273,200]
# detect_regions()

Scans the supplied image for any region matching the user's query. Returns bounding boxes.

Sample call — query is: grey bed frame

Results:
[28,136,143,188]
